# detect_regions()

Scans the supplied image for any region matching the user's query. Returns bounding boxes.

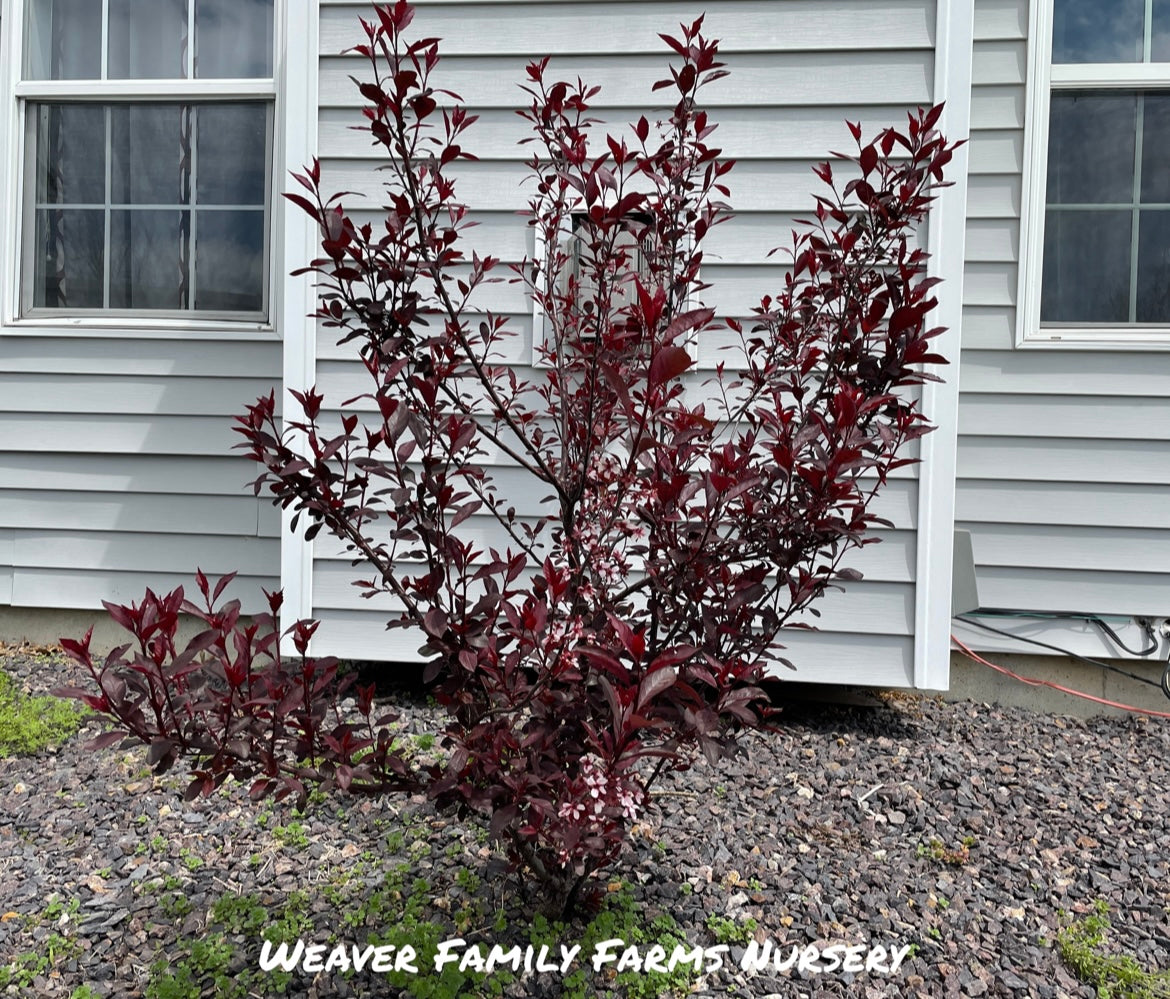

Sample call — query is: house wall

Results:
[0,0,311,627]
[0,339,283,613]
[304,0,944,685]
[954,0,1170,658]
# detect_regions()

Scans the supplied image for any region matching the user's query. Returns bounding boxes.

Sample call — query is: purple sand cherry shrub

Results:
[57,1,958,911]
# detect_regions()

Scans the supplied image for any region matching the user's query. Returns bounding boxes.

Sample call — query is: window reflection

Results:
[21,0,274,318]
[35,104,105,204]
[1043,89,1170,324]
[1137,211,1170,321]
[1047,93,1137,205]
[195,105,268,206]
[33,209,105,308]
[1053,0,1144,63]
[195,211,265,312]
[110,210,189,309]
[1042,210,1132,323]
[108,0,188,79]
[1155,0,1170,60]
[195,0,275,79]
[1140,95,1170,202]
[111,105,192,205]
[25,0,101,80]
[26,0,275,81]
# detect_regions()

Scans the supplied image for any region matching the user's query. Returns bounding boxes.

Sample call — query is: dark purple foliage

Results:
[58,1,957,908]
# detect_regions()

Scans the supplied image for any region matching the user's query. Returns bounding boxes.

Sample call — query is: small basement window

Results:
[531,211,698,361]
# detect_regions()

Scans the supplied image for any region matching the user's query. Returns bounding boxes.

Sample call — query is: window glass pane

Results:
[109,210,189,309]
[195,104,268,205]
[1047,93,1137,205]
[26,0,102,79]
[1154,0,1170,60]
[110,105,192,205]
[26,98,270,318]
[1052,0,1144,63]
[1041,210,1132,323]
[32,209,105,308]
[1137,211,1170,321]
[194,0,274,78]
[195,210,264,312]
[108,0,188,79]
[34,104,106,205]
[1141,95,1170,203]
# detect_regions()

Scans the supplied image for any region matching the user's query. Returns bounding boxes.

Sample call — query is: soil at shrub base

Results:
[1,644,1168,998]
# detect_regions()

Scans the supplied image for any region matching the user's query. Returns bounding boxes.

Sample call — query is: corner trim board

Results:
[913,0,976,689]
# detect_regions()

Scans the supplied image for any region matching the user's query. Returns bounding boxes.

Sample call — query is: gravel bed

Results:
[2,642,1169,998]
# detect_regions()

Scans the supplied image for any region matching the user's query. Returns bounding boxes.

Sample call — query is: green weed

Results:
[917,835,975,867]
[145,890,307,999]
[272,820,310,850]
[159,892,193,921]
[1056,900,1170,999]
[0,669,87,755]
[0,934,80,991]
[705,913,758,947]
[146,938,239,999]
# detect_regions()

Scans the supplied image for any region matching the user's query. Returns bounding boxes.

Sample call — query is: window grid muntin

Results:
[187,0,196,80]
[102,103,111,306]
[1128,93,1145,320]
[188,102,197,308]
[99,0,109,81]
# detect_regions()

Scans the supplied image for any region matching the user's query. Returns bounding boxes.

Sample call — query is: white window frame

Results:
[0,0,315,340]
[1018,0,1170,350]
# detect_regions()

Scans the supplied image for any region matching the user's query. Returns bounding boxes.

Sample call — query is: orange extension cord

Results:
[950,634,1170,720]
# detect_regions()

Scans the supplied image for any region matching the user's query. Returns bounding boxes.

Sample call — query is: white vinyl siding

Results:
[954,0,1170,658]
[0,351,282,612]
[304,0,943,686]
